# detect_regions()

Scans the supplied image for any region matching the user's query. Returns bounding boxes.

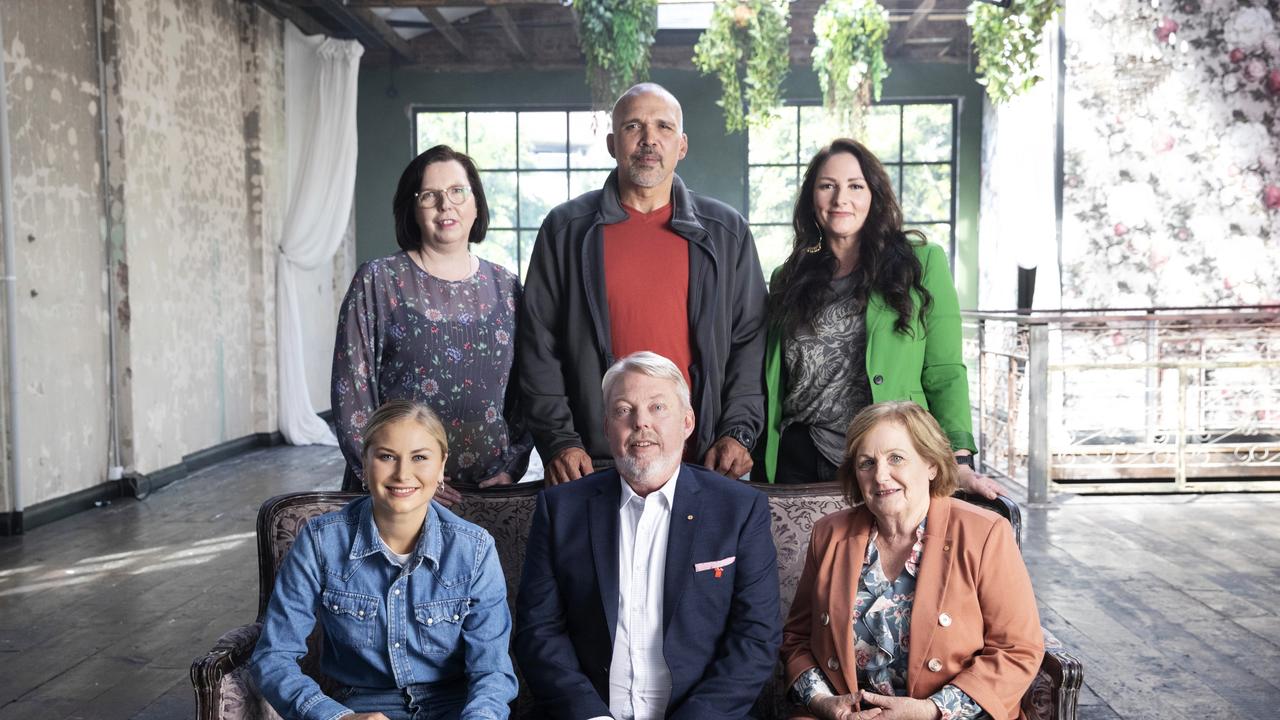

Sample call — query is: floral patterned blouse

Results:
[331,252,531,487]
[791,519,987,720]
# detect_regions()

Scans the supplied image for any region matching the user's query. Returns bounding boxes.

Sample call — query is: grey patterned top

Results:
[781,274,872,466]
[331,252,531,486]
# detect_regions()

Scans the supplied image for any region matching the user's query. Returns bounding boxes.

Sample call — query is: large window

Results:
[414,109,615,276]
[415,101,957,282]
[747,101,958,280]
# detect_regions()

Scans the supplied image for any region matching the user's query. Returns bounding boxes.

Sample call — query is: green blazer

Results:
[762,241,975,482]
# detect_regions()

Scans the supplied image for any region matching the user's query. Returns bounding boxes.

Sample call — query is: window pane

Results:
[570,170,611,198]
[520,112,568,169]
[862,105,900,163]
[417,112,467,154]
[468,112,517,169]
[480,171,517,228]
[569,111,615,169]
[748,166,797,224]
[883,163,903,203]
[750,106,798,165]
[905,223,952,258]
[902,104,952,163]
[752,224,794,284]
[798,105,843,162]
[519,171,569,227]
[901,164,952,223]
[476,229,520,275]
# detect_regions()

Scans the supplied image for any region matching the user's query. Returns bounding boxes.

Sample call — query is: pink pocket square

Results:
[694,556,736,572]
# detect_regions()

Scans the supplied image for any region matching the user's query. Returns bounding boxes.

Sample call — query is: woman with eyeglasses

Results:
[332,145,530,501]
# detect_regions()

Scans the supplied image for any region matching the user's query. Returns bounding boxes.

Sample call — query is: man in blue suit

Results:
[515,351,781,720]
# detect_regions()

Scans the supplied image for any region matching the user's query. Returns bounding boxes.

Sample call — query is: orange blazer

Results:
[780,497,1044,720]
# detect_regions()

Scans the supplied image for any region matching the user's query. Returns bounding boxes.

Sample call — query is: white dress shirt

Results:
[599,467,679,720]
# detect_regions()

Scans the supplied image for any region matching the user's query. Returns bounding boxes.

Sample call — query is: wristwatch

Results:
[721,427,755,451]
[954,453,975,470]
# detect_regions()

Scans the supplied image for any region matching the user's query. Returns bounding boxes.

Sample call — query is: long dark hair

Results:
[767,138,931,337]
[392,145,490,252]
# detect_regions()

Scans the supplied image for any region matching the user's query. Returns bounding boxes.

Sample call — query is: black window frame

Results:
[744,98,961,268]
[411,105,616,275]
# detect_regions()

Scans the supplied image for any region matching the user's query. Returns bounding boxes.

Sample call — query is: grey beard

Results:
[626,162,664,188]
[616,451,680,488]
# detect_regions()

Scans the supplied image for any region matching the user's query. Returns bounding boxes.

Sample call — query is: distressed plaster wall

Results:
[114,0,256,472]
[0,0,110,508]
[241,3,285,434]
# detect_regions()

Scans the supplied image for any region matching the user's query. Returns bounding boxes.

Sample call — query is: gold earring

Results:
[805,229,823,254]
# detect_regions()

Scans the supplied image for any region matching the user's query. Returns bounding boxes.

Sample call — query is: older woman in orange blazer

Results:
[780,402,1043,720]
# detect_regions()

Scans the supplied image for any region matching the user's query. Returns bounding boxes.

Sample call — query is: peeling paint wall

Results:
[114,0,257,472]
[241,3,284,435]
[0,0,298,512]
[0,0,110,507]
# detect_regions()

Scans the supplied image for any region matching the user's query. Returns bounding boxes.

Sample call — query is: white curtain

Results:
[277,24,363,445]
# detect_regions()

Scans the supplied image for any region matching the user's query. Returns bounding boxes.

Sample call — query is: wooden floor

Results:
[1,445,1277,719]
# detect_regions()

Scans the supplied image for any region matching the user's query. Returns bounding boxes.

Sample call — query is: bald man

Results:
[519,83,767,486]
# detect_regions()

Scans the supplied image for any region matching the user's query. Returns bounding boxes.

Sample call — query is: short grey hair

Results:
[601,351,692,411]
[611,82,684,132]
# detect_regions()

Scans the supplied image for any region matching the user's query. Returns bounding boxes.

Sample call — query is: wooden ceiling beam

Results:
[889,0,937,54]
[418,7,471,57]
[255,0,329,35]
[491,8,530,60]
[350,8,417,60]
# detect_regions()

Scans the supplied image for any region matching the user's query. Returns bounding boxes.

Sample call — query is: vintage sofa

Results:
[191,482,1081,719]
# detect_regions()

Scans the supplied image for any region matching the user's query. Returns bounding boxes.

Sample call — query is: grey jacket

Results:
[518,170,767,466]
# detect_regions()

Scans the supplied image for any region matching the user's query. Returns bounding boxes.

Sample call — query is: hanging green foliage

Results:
[693,0,791,134]
[811,0,891,135]
[573,0,659,110]
[968,0,1060,104]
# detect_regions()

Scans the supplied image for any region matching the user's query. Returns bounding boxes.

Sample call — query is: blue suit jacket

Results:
[514,464,782,719]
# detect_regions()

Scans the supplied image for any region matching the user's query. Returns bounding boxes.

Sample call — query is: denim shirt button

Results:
[394,642,400,649]
[427,618,434,626]
[452,614,460,621]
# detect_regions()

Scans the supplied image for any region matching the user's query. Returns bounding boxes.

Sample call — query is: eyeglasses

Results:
[415,185,472,209]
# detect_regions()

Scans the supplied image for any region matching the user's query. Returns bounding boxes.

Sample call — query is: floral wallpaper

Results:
[1061,0,1280,308]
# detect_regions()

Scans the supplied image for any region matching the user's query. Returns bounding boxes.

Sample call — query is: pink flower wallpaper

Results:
[1061,0,1280,307]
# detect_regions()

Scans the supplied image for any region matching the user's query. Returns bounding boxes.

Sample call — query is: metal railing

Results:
[963,306,1280,502]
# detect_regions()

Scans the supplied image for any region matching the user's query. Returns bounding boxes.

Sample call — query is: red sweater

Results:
[603,203,693,387]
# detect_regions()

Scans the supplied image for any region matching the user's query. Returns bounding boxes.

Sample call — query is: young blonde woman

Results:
[251,400,517,720]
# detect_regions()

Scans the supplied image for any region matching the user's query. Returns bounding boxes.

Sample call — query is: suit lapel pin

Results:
[714,567,724,578]
[687,514,694,520]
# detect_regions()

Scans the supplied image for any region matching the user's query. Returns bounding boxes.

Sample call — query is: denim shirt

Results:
[250,497,518,720]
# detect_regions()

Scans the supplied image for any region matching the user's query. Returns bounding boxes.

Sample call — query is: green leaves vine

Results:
[811,0,891,135]
[573,0,658,110]
[968,0,1061,104]
[693,0,792,134]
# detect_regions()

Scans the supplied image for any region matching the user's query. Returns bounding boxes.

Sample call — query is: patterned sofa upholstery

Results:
[191,483,1081,720]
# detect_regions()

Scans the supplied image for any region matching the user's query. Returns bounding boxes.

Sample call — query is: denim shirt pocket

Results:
[321,587,380,648]
[413,597,471,655]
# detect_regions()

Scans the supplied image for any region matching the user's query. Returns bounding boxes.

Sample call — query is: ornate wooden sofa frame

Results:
[191,483,1081,720]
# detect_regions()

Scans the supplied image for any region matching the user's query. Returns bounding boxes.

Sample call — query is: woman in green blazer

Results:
[760,139,991,494]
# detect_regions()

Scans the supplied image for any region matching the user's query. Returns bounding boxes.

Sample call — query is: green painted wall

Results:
[354,62,984,307]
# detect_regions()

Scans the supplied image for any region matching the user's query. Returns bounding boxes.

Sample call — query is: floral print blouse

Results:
[791,519,986,720]
[331,252,531,486]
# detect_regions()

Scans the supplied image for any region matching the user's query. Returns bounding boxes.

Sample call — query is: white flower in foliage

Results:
[1225,7,1275,50]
